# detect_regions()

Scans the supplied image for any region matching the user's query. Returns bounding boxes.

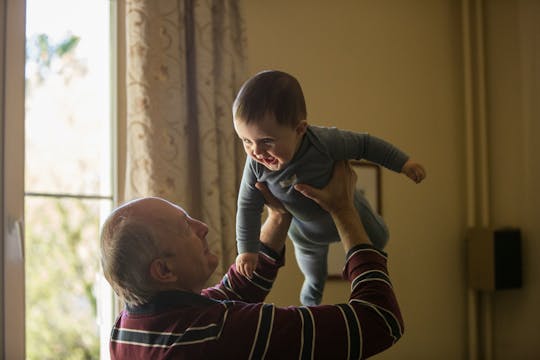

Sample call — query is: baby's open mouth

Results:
[260,155,277,166]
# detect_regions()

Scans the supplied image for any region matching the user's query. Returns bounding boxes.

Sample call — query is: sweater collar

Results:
[126,290,220,315]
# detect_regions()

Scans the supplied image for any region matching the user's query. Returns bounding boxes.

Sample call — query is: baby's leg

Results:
[354,191,389,249]
[289,223,329,306]
[295,244,329,306]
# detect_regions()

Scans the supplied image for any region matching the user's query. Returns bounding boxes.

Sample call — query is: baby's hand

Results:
[235,252,259,278]
[401,160,426,183]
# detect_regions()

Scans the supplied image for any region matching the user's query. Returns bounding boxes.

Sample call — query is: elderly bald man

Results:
[100,161,403,359]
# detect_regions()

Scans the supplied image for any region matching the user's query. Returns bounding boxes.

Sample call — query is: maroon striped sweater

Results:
[110,243,403,359]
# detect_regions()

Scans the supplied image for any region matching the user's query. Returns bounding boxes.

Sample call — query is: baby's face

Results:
[234,115,307,171]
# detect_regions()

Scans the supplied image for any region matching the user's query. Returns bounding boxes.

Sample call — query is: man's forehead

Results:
[162,200,190,220]
[118,197,188,219]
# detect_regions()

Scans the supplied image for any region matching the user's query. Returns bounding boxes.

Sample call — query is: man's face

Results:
[145,198,219,292]
[234,114,307,171]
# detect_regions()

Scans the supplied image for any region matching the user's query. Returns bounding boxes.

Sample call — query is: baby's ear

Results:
[296,120,308,135]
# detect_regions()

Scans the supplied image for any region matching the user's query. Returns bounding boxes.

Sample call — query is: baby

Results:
[233,70,425,305]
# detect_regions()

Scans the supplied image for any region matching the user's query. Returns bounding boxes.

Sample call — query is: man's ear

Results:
[296,120,308,136]
[150,258,177,283]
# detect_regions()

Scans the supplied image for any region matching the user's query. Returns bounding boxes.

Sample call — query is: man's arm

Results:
[255,181,292,253]
[280,160,403,357]
[202,182,291,302]
[198,161,403,359]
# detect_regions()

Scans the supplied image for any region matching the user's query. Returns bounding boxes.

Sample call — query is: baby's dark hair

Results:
[233,70,307,128]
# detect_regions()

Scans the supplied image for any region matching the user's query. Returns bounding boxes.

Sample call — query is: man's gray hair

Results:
[100,211,162,307]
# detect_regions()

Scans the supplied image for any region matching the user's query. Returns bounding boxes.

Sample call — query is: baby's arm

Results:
[236,252,259,278]
[236,180,291,278]
[236,160,266,276]
[321,128,426,182]
[401,159,426,183]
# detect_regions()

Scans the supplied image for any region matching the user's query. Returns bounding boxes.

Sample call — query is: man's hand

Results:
[255,182,289,216]
[401,159,426,184]
[294,160,357,214]
[294,160,370,251]
[255,182,291,254]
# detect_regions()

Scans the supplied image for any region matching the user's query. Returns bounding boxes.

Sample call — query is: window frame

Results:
[2,0,27,358]
[2,0,120,358]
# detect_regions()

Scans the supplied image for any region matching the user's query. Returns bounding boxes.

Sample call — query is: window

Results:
[24,0,116,358]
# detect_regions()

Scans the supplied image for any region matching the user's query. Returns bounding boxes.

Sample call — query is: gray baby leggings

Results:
[288,190,388,305]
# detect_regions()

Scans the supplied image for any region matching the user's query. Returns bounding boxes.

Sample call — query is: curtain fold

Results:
[123,0,247,282]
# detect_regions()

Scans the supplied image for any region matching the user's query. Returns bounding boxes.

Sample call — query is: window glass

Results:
[25,1,112,358]
[25,0,111,196]
[25,197,103,359]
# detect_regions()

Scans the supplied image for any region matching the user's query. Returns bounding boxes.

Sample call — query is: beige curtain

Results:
[122,0,247,282]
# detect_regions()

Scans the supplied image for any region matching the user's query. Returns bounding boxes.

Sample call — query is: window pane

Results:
[25,197,105,359]
[25,0,111,196]
[24,1,113,359]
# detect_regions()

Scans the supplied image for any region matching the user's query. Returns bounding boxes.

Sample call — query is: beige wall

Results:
[243,0,539,359]
[243,1,466,359]
[485,0,540,358]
